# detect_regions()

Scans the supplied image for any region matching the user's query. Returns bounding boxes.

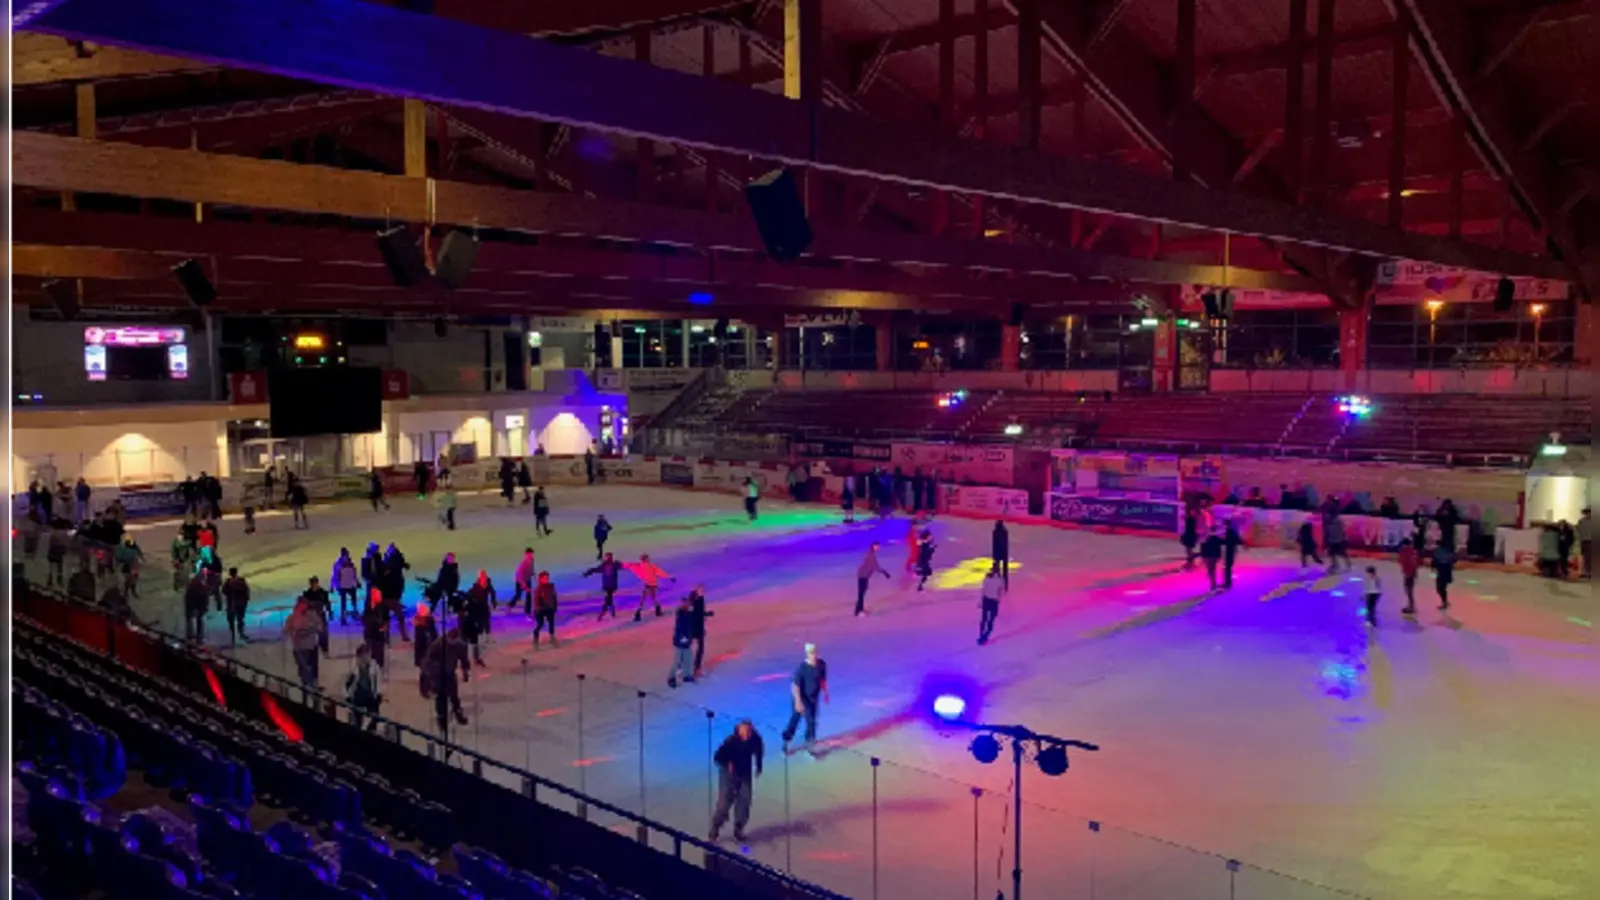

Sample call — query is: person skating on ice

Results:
[667,594,696,688]
[513,547,536,614]
[222,567,250,645]
[412,602,439,668]
[362,590,390,668]
[625,553,674,621]
[532,571,559,648]
[1323,509,1351,573]
[781,643,829,757]
[369,468,390,511]
[1180,505,1200,570]
[1222,518,1243,587]
[381,543,412,642]
[840,478,855,523]
[584,553,624,620]
[1362,566,1382,627]
[436,482,458,530]
[413,460,430,498]
[434,552,462,610]
[687,584,714,678]
[461,575,493,664]
[288,480,310,529]
[517,461,533,504]
[743,477,760,521]
[991,520,1010,588]
[344,643,384,732]
[302,575,334,657]
[914,529,937,591]
[499,458,517,506]
[977,563,1005,645]
[903,520,920,575]
[1296,517,1323,569]
[1397,539,1421,614]
[1431,543,1456,611]
[594,514,613,560]
[710,720,764,844]
[533,486,553,535]
[361,542,383,600]
[332,547,361,624]
[420,626,471,731]
[855,542,890,616]
[1200,528,1224,590]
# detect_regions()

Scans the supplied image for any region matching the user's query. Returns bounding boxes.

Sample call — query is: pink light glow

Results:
[84,325,186,346]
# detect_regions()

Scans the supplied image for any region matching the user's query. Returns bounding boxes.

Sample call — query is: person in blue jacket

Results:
[583,552,624,620]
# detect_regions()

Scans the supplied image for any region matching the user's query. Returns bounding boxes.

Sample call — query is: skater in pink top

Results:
[624,554,675,622]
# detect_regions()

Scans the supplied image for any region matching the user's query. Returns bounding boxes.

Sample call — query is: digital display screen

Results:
[84,326,190,381]
[85,345,108,381]
[85,326,186,346]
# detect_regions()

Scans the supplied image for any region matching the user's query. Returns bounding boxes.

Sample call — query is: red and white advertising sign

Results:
[230,371,267,403]
[382,369,410,400]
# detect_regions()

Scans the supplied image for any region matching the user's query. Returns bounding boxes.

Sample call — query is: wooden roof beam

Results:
[26,0,1567,279]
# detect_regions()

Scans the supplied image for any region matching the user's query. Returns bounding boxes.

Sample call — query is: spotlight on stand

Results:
[969,734,1001,764]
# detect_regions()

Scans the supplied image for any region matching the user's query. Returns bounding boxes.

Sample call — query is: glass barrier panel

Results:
[875,757,1010,900]
[781,744,877,900]
[574,674,644,838]
[1086,820,1232,900]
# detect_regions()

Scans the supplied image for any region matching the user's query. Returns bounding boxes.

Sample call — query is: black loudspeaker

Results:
[503,332,527,391]
[43,280,80,321]
[745,168,813,262]
[377,226,430,287]
[433,317,448,338]
[593,323,613,367]
[1493,276,1515,312]
[713,318,730,340]
[1009,303,1026,326]
[1202,292,1220,318]
[435,231,479,290]
[172,259,217,308]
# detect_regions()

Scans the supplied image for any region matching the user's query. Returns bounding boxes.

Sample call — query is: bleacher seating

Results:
[11,618,659,900]
[717,390,991,439]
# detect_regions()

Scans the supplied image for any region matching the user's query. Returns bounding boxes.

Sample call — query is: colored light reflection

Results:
[929,557,1020,590]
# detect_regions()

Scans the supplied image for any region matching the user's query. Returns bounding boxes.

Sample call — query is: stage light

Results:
[970,734,1001,764]
[1541,443,1567,457]
[1004,423,1024,436]
[1036,745,1069,776]
[689,292,714,306]
[933,694,967,721]
[1530,303,1546,317]
[1139,317,1159,327]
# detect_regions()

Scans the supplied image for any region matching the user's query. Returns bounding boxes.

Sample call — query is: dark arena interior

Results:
[9,1,1599,899]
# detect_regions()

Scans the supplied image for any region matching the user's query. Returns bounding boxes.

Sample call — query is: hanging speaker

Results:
[377,226,430,287]
[1201,292,1220,318]
[1493,276,1515,312]
[433,316,448,338]
[172,259,217,308]
[434,230,479,290]
[745,168,813,262]
[593,323,614,367]
[43,279,80,321]
[1009,303,1026,326]
[1218,289,1235,319]
[713,318,730,341]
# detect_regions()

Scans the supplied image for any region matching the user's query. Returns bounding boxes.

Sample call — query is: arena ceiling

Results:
[12,0,1600,323]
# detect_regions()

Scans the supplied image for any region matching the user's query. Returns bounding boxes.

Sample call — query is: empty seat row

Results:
[14,679,127,799]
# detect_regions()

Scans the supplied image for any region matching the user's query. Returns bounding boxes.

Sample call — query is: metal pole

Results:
[972,787,982,900]
[577,673,588,820]
[705,710,716,824]
[783,748,792,874]
[1012,739,1024,900]
[637,689,648,843]
[522,659,531,772]
[871,756,881,900]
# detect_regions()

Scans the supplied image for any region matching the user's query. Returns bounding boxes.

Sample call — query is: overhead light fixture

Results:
[1004,423,1024,436]
[1541,443,1567,457]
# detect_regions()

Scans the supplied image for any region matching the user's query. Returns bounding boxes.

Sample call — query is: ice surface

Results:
[108,485,1597,900]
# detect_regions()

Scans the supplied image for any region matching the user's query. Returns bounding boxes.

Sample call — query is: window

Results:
[1211,308,1340,369]
[786,324,878,370]
[1368,300,1574,368]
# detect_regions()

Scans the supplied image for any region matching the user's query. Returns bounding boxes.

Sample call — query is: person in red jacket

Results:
[513,547,536,615]
[1397,538,1421,615]
[624,554,674,622]
[532,571,559,648]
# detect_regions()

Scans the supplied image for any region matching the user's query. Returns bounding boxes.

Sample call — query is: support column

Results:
[1174,0,1197,182]
[875,321,894,372]
[969,0,988,236]
[62,83,95,210]
[1339,301,1369,391]
[1387,15,1409,229]
[1152,319,1178,392]
[635,28,656,204]
[1284,0,1307,198]
[1000,325,1022,372]
[1015,0,1042,152]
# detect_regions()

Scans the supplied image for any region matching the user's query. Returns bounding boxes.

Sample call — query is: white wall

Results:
[13,418,226,488]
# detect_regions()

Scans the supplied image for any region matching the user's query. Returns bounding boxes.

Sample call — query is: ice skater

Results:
[1323,510,1351,573]
[710,720,764,844]
[369,469,390,512]
[517,461,533,503]
[667,595,696,688]
[222,567,250,645]
[977,563,1005,645]
[420,626,470,732]
[594,514,613,560]
[840,478,855,523]
[513,547,537,614]
[332,547,361,624]
[461,572,494,664]
[914,529,937,591]
[1200,528,1224,590]
[533,486,552,535]
[436,483,458,530]
[991,520,1010,588]
[1296,517,1323,569]
[903,520,920,575]
[855,542,889,617]
[781,643,828,757]
[1362,566,1382,626]
[625,554,674,621]
[532,571,558,648]
[1432,543,1456,612]
[1222,518,1243,588]
[1398,539,1420,614]
[1180,506,1200,570]
[288,480,310,529]
[687,584,714,677]
[743,477,760,521]
[283,595,325,686]
[584,553,624,620]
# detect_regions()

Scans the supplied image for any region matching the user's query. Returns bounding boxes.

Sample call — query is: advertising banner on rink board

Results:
[793,440,892,462]
[693,461,781,496]
[598,458,660,484]
[1049,493,1182,532]
[945,485,1030,518]
[659,461,695,487]
[1212,505,1457,552]
[892,443,1015,487]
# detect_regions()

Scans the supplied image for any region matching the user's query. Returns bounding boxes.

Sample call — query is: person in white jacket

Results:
[344,643,384,732]
[332,547,362,625]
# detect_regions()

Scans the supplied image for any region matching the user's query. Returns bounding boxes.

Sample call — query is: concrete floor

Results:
[79,485,1597,900]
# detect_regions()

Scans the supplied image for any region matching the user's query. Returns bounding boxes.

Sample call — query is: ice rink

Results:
[93,484,1597,900]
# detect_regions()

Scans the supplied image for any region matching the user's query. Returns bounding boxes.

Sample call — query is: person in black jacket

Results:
[667,595,696,688]
[914,529,937,591]
[516,461,533,503]
[1222,518,1244,588]
[435,552,462,605]
[687,584,715,678]
[991,521,1010,588]
[183,573,210,642]
[1297,518,1323,569]
[593,514,613,560]
[382,544,412,641]
[288,480,310,529]
[222,567,250,645]
[369,469,390,511]
[710,720,764,844]
[301,576,334,656]
[533,486,553,536]
[1200,528,1225,590]
[584,553,623,620]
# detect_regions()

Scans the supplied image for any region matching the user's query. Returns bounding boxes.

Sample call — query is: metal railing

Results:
[13,534,1372,900]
